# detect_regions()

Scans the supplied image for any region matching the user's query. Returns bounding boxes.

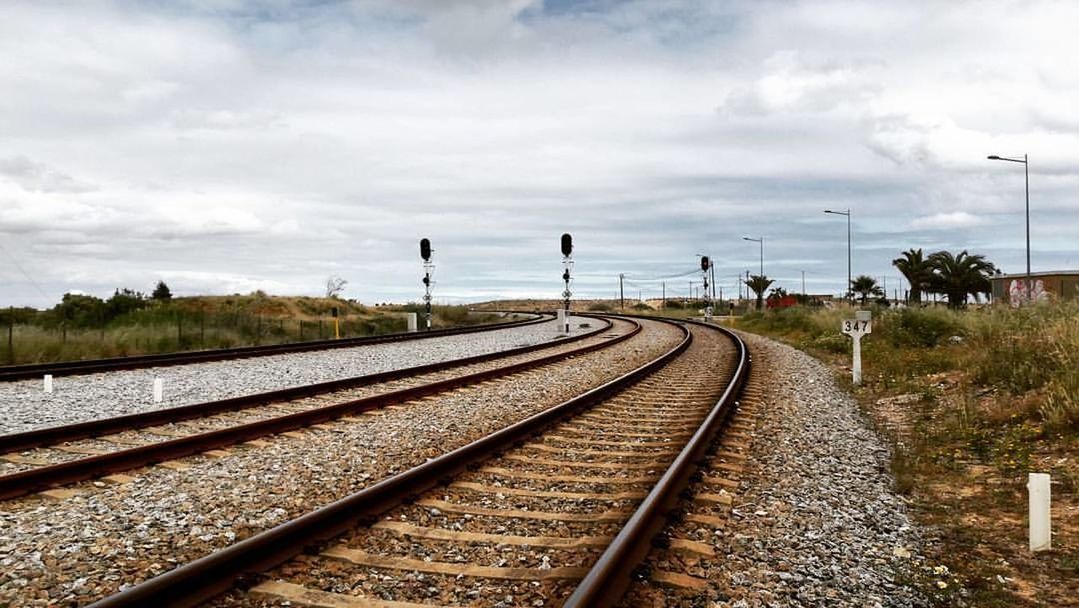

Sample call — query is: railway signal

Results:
[419,238,434,331]
[700,255,713,322]
[560,233,573,334]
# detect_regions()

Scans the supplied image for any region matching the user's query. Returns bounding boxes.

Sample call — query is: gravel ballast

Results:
[0,318,683,607]
[706,332,930,607]
[0,317,588,436]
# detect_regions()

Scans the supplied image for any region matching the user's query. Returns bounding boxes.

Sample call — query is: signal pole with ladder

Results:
[419,238,434,331]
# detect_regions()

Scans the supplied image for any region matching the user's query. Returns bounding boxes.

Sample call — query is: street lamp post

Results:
[824,209,852,305]
[742,237,763,276]
[987,154,1031,303]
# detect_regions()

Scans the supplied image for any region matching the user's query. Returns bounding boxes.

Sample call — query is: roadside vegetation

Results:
[735,303,1077,607]
[0,286,504,365]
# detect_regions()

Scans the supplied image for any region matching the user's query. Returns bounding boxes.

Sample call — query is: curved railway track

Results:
[0,313,548,382]
[0,317,634,500]
[82,317,749,608]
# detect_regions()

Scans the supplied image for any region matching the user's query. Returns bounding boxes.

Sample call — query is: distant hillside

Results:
[470,298,660,312]
[169,294,370,319]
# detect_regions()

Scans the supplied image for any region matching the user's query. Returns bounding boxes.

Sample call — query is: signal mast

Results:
[701,255,712,322]
[420,238,433,331]
[560,233,573,334]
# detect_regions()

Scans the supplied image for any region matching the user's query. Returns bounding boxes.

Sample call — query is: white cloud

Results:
[0,156,97,193]
[910,212,988,230]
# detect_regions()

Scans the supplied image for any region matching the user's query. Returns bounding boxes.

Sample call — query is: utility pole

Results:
[802,270,806,296]
[7,306,13,365]
[619,273,624,311]
[661,281,665,308]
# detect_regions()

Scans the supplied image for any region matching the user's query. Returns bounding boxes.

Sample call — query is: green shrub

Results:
[811,332,849,354]
[886,308,965,347]
[968,304,1076,397]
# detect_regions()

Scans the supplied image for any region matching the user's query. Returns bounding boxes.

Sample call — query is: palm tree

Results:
[892,248,932,304]
[850,275,884,305]
[744,275,774,310]
[927,250,996,308]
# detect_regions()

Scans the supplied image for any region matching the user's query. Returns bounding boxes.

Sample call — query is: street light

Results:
[742,237,763,276]
[987,154,1030,303]
[823,209,852,305]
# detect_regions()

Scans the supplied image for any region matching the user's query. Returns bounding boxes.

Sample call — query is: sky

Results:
[1,0,1077,307]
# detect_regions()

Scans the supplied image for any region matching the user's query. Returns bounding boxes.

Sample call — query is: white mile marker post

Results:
[44,374,53,394]
[153,378,163,403]
[1028,473,1051,552]
[840,310,872,385]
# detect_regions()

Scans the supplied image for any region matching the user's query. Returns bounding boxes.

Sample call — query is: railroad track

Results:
[84,317,749,608]
[0,317,633,500]
[0,313,547,382]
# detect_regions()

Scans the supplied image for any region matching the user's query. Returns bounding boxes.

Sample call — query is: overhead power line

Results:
[0,242,52,304]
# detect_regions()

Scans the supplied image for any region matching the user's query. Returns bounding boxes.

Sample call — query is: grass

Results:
[1,296,508,365]
[734,302,1078,607]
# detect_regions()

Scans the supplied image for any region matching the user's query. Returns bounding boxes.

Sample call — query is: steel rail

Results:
[0,317,613,453]
[0,318,639,500]
[0,312,548,382]
[86,318,692,608]
[563,318,750,607]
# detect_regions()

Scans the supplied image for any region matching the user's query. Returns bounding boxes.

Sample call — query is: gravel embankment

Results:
[0,319,683,607]
[709,332,930,607]
[0,317,589,436]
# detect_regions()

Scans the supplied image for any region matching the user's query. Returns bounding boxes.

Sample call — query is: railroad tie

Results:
[414,498,631,521]
[372,520,613,549]
[478,466,657,484]
[321,546,591,581]
[250,580,433,608]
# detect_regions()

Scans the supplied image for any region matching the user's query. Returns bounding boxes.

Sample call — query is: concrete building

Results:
[991,271,1079,306]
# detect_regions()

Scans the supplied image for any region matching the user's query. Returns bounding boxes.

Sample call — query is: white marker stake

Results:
[406,313,418,333]
[1028,473,1051,551]
[44,374,53,394]
[153,378,163,404]
[557,309,568,334]
[852,335,863,385]
[840,311,872,386]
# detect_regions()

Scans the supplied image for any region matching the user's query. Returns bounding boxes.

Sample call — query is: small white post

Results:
[43,374,53,394]
[406,313,418,333]
[852,335,863,385]
[1028,473,1051,551]
[153,378,163,403]
[841,311,872,386]
[556,309,568,334]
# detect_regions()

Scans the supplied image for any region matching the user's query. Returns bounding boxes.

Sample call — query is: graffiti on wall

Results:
[1007,279,1053,307]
